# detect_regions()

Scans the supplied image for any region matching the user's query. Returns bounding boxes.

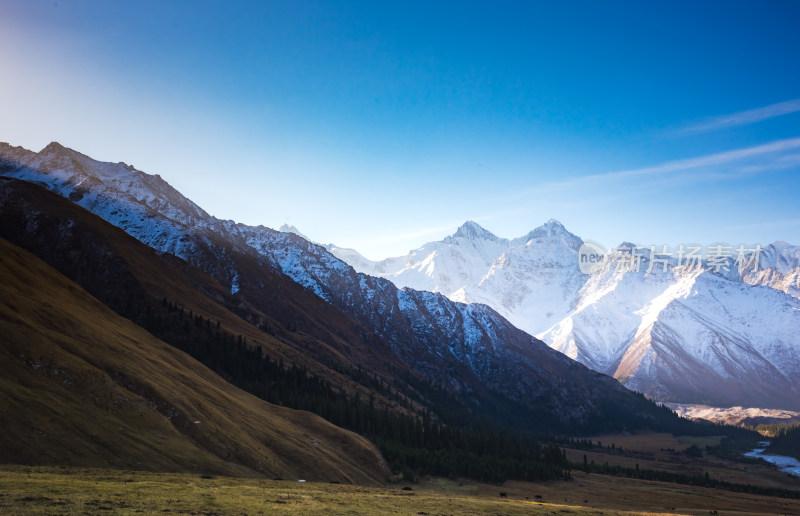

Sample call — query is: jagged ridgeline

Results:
[0,142,729,481]
[329,219,800,411]
[0,177,572,482]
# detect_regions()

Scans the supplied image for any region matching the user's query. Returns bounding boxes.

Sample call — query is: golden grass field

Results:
[0,466,798,516]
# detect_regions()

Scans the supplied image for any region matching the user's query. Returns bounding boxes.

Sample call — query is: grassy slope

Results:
[0,237,387,484]
[1,466,798,515]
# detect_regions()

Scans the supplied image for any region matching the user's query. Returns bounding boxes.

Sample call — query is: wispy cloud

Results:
[674,98,800,136]
[492,136,800,221]
[552,136,800,188]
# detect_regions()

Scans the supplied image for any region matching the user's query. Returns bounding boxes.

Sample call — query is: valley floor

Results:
[565,433,800,491]
[0,466,798,515]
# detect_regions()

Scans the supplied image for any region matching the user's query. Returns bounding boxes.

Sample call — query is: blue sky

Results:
[2,1,799,258]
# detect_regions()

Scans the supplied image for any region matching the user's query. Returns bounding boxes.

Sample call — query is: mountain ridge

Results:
[322,219,800,411]
[14,138,788,412]
[0,140,691,435]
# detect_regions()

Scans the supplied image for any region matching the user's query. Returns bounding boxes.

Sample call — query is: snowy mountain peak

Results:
[0,141,212,250]
[514,219,582,250]
[450,220,499,242]
[4,139,798,412]
[533,218,570,236]
[40,141,69,155]
[759,241,800,273]
[327,214,800,410]
[279,224,309,241]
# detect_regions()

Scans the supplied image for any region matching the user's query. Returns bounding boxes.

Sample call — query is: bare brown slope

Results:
[0,237,388,484]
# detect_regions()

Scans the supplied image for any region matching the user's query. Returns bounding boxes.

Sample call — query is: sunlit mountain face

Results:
[328,220,800,411]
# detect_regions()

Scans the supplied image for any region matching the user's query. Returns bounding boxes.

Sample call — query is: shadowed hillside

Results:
[0,237,388,484]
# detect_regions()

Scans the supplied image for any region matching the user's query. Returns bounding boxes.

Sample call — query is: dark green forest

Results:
[766,424,800,461]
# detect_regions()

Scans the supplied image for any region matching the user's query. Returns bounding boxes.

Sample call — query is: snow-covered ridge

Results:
[279,223,309,240]
[739,241,800,298]
[667,403,800,426]
[1,141,615,413]
[3,141,798,411]
[0,142,212,260]
[325,218,800,411]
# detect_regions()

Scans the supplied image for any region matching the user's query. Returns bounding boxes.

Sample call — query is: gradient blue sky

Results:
[2,1,799,258]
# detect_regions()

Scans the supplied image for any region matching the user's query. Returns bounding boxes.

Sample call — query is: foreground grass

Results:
[0,466,702,515]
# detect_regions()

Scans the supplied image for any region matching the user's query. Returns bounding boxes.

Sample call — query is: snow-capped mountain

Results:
[279,223,309,240]
[327,220,800,410]
[327,219,587,333]
[4,140,797,413]
[1,141,672,431]
[739,241,800,299]
[543,248,800,408]
[0,142,215,260]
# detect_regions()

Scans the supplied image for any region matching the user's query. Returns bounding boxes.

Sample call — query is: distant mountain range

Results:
[323,220,800,411]
[0,140,690,445]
